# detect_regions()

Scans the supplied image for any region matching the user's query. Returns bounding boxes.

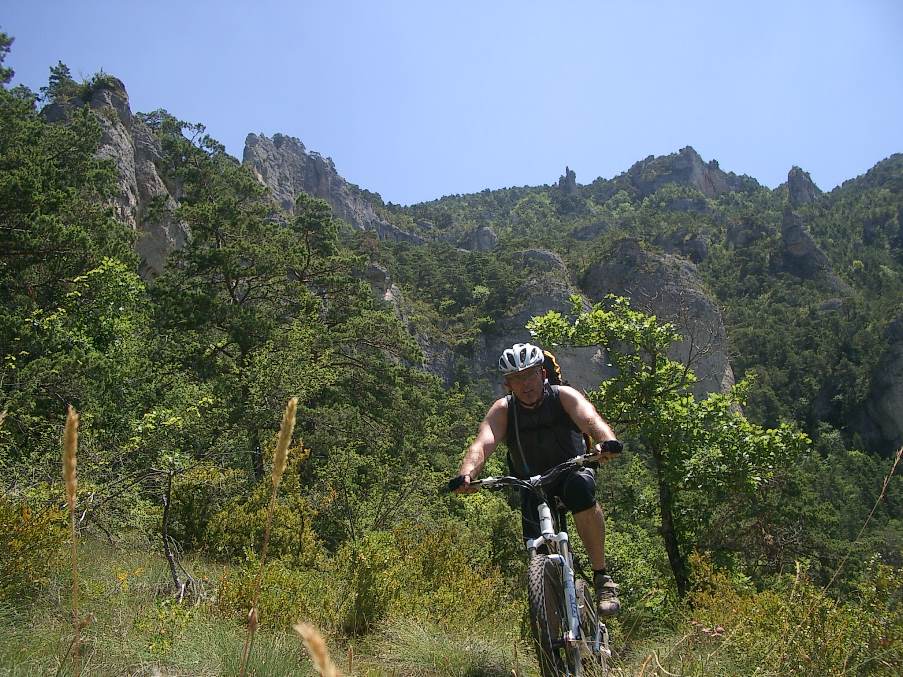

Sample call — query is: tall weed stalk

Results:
[62,406,80,676]
[238,397,297,677]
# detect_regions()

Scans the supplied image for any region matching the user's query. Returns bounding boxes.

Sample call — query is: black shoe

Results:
[594,572,620,616]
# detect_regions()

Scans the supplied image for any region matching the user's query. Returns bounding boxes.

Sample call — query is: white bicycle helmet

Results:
[498,342,544,374]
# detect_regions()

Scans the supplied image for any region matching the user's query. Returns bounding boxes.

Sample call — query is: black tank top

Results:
[506,385,587,478]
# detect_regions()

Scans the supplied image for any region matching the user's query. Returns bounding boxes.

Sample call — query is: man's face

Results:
[504,365,545,408]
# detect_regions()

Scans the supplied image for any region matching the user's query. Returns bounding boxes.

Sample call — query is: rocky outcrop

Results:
[512,249,572,279]
[780,207,831,276]
[404,248,614,392]
[655,227,709,263]
[44,78,188,278]
[572,220,610,241]
[365,262,405,312]
[243,133,423,244]
[460,226,498,252]
[780,207,850,294]
[472,270,614,396]
[856,315,903,456]
[558,166,578,196]
[726,218,771,248]
[622,146,749,200]
[580,238,735,397]
[787,166,821,207]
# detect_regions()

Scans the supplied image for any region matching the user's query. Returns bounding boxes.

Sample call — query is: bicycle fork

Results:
[527,502,585,672]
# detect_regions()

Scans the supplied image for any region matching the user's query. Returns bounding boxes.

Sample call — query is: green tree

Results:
[0,31,14,86]
[39,61,80,103]
[529,295,809,595]
[0,63,137,470]
[146,112,418,481]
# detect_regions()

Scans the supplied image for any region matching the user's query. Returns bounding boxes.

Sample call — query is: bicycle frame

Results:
[527,498,605,662]
[472,452,612,671]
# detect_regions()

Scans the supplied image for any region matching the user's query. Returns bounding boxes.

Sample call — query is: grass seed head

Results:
[63,405,79,512]
[294,622,341,677]
[272,397,297,487]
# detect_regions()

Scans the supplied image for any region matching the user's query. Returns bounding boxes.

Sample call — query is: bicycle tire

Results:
[527,554,575,676]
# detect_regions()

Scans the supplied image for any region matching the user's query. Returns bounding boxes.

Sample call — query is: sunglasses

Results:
[504,366,543,385]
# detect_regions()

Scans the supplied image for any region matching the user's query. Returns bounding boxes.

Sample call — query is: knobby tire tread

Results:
[527,554,571,677]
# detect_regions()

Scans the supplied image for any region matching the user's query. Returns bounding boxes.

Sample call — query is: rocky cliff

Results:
[618,146,750,200]
[581,238,735,397]
[242,133,423,243]
[471,250,614,395]
[38,71,899,455]
[787,166,822,207]
[44,78,187,278]
[779,168,849,293]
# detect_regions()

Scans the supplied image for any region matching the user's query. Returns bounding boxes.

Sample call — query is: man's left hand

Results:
[593,439,623,462]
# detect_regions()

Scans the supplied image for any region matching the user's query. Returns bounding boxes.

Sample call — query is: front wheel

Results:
[527,554,577,676]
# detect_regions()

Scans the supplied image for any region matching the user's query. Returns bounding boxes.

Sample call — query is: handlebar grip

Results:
[445,475,467,493]
[599,439,623,454]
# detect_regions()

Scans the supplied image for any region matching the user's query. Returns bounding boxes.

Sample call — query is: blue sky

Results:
[4,1,902,205]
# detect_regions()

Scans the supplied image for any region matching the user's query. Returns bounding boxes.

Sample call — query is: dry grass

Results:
[238,397,298,677]
[62,404,81,676]
[294,622,342,677]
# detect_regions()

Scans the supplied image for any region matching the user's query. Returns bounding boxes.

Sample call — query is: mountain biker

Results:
[452,342,622,615]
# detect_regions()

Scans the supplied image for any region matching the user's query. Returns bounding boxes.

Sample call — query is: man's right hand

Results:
[448,474,476,493]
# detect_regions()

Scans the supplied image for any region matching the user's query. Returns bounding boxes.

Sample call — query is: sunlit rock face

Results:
[460,226,498,252]
[472,249,613,395]
[623,146,747,200]
[242,132,423,244]
[581,238,735,397]
[44,78,188,278]
[787,166,822,208]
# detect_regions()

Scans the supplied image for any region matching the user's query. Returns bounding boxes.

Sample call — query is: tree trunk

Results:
[161,469,183,595]
[652,447,689,597]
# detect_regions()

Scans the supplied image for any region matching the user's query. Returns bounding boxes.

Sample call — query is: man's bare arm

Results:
[558,386,618,446]
[458,397,509,480]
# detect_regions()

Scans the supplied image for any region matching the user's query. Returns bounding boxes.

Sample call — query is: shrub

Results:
[204,468,321,567]
[216,554,329,631]
[0,496,65,600]
[169,462,247,551]
[686,553,903,676]
[215,520,521,639]
[331,522,520,636]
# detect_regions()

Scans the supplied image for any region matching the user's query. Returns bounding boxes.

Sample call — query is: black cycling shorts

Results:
[520,467,597,540]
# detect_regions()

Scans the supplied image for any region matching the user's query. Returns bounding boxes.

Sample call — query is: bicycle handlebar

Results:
[446,450,607,495]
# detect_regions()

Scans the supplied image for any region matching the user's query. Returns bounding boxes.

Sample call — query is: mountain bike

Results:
[463,452,612,676]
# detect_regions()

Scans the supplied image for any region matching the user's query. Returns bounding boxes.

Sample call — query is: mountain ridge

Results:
[49,73,903,456]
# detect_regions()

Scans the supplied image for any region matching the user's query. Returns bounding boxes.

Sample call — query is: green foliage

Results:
[217,521,518,639]
[0,496,65,600]
[530,295,810,594]
[369,617,519,677]
[0,31,13,85]
[40,61,79,103]
[206,465,321,567]
[2,43,900,674]
[216,554,326,631]
[168,462,247,551]
[686,553,903,676]
[133,596,197,657]
[376,239,524,350]
[0,68,138,474]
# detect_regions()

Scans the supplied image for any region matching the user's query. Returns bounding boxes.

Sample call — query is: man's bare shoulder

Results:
[488,395,510,413]
[557,385,586,401]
